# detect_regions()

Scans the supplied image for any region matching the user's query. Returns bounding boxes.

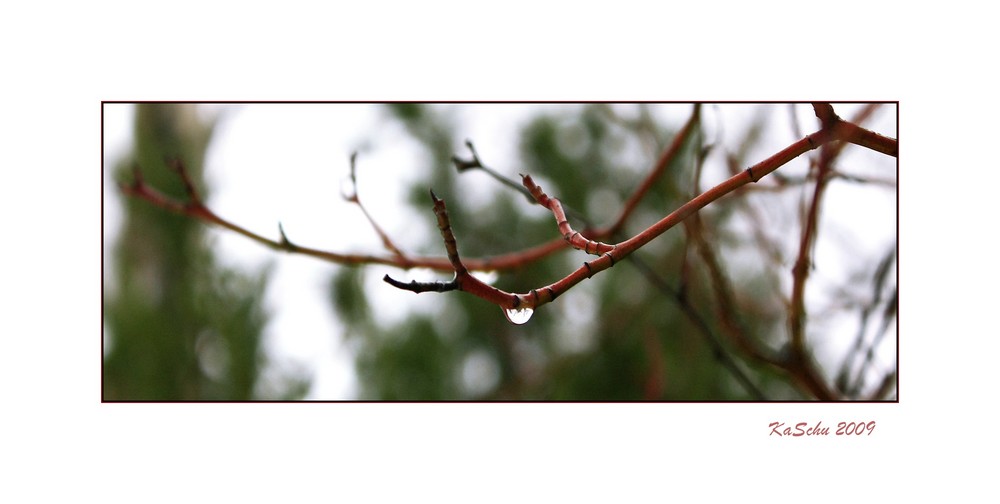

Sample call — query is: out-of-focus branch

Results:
[625,253,767,400]
[594,104,701,237]
[782,104,859,400]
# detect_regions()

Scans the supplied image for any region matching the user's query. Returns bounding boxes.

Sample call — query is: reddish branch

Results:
[383,190,523,309]
[523,174,616,255]
[120,159,571,272]
[342,152,407,260]
[384,104,895,401]
[120,104,897,400]
[121,162,430,269]
[388,119,849,311]
[121,106,708,276]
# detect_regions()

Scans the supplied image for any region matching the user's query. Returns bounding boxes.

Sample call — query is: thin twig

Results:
[522,174,616,255]
[344,152,408,261]
[595,104,701,237]
[388,124,843,313]
[458,117,768,398]
[452,140,535,204]
[121,159,573,272]
[625,253,767,400]
[384,190,523,310]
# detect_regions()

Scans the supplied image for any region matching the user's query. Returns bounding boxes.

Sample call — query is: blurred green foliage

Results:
[103,104,309,400]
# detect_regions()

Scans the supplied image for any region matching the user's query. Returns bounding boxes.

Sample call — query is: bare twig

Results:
[121,159,574,272]
[452,140,535,204]
[384,190,523,310]
[522,174,616,255]
[343,152,408,261]
[685,213,777,366]
[387,122,845,314]
[626,249,767,400]
[455,117,769,398]
[121,104,895,400]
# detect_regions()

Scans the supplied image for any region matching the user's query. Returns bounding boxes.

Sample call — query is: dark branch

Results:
[383,274,459,293]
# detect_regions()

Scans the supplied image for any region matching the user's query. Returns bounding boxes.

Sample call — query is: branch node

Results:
[812,103,840,128]
[451,140,483,172]
[166,158,202,203]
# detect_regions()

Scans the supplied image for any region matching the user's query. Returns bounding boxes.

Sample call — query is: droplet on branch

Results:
[503,307,533,325]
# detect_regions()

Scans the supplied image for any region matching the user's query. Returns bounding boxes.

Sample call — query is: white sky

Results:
[103,103,896,400]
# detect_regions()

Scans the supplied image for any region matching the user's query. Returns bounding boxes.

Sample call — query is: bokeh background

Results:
[102,102,897,400]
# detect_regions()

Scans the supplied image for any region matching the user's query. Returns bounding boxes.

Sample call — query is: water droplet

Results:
[503,307,534,325]
[470,270,499,285]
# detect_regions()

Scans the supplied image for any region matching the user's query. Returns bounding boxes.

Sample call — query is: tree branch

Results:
[594,104,702,237]
[343,152,408,261]
[522,174,616,255]
[120,158,573,272]
[383,190,522,311]
[386,122,849,319]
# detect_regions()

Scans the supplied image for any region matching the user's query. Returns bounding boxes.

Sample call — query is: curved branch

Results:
[387,125,845,316]
[522,174,616,255]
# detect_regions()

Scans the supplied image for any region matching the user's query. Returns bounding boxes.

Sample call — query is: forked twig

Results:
[385,120,853,314]
[121,104,896,399]
[343,152,408,261]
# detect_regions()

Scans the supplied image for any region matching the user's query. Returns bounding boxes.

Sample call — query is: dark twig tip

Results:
[464,139,480,160]
[278,222,291,245]
[349,152,358,177]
